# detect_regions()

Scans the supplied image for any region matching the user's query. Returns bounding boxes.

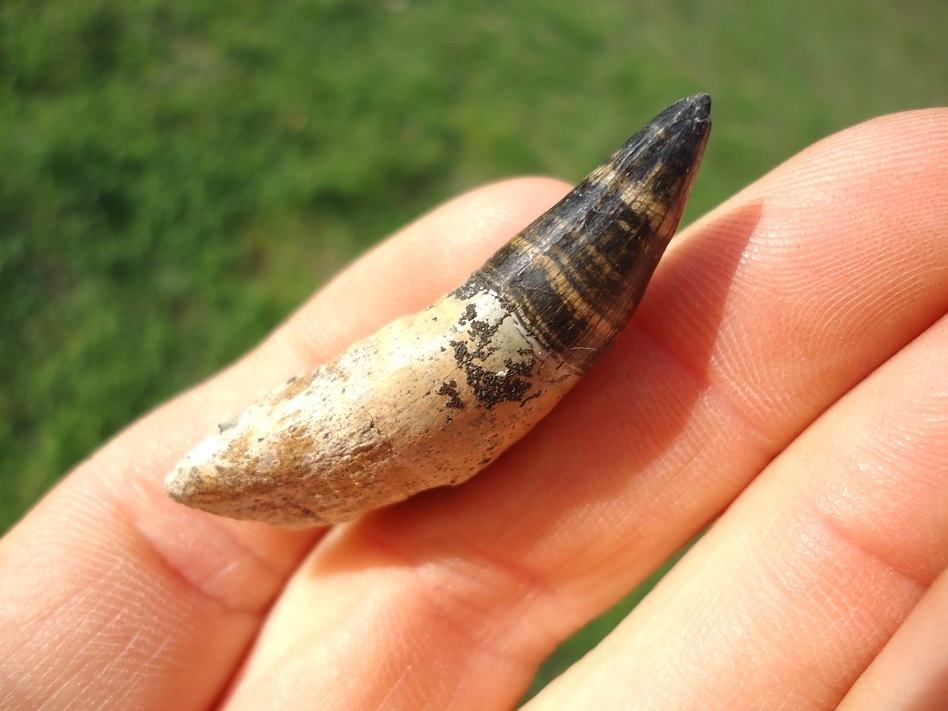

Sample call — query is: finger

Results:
[0,177,571,710]
[528,311,948,710]
[222,108,948,710]
[838,560,948,710]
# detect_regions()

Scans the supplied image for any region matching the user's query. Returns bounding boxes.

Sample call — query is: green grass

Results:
[2,0,946,699]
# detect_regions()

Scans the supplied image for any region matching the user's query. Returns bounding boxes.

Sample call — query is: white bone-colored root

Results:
[166,289,581,526]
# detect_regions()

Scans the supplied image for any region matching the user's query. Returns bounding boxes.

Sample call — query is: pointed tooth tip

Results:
[672,93,711,124]
[686,92,711,111]
[691,93,711,122]
[630,95,711,147]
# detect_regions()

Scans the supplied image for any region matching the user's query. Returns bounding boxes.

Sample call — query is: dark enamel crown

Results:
[453,94,711,373]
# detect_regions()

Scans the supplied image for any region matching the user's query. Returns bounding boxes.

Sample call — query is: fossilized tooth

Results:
[166,94,712,527]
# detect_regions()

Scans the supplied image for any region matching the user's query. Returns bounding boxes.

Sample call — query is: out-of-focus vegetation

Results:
[2,0,946,699]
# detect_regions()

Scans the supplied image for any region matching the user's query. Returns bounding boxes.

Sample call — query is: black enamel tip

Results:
[457,95,712,372]
[646,94,711,137]
[675,93,711,120]
[605,94,711,209]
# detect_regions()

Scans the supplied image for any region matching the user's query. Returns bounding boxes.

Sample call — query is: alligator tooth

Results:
[166,94,712,527]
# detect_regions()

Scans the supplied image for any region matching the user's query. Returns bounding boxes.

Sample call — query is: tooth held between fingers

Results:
[165,95,712,527]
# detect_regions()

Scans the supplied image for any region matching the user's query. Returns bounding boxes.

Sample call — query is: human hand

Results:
[1,107,946,710]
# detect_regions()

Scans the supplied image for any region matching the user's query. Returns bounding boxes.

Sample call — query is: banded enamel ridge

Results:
[166,95,711,527]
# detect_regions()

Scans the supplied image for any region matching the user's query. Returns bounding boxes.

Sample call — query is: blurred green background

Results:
[1,0,946,700]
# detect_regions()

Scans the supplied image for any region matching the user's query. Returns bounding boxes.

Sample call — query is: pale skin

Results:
[1,108,947,710]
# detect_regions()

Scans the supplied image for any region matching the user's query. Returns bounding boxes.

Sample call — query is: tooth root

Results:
[165,94,712,527]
